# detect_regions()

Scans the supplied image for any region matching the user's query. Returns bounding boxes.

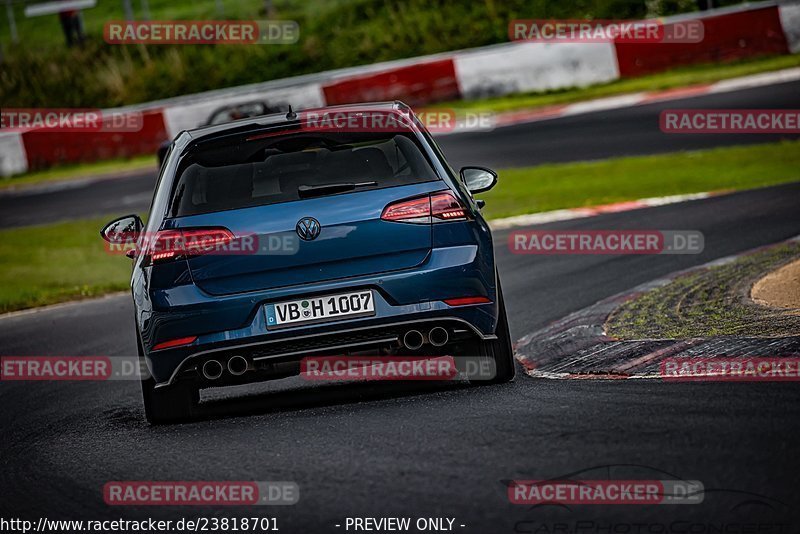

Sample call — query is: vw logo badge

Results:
[296,217,321,241]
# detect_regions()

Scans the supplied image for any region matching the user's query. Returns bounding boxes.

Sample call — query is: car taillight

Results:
[381,196,431,223]
[430,191,468,221]
[146,227,235,264]
[152,336,198,351]
[381,191,469,223]
[443,296,492,306]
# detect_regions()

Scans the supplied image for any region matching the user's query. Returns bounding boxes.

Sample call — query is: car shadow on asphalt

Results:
[189,378,478,423]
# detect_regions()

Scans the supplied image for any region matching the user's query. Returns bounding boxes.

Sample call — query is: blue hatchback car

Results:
[101,101,514,423]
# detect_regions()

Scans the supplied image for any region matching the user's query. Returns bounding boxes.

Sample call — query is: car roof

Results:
[186,100,414,141]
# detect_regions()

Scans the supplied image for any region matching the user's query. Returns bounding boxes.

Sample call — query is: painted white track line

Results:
[489,192,713,230]
[457,67,800,133]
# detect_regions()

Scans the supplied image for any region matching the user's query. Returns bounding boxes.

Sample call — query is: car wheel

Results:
[138,335,198,424]
[467,275,516,384]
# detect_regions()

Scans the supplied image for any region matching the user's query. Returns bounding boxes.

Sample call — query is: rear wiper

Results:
[298,181,377,198]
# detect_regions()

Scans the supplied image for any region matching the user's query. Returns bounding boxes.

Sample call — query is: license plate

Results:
[266,290,375,329]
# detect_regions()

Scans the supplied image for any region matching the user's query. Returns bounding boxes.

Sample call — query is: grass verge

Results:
[0,218,133,313]
[439,55,800,114]
[1,140,799,313]
[605,242,800,339]
[483,140,800,220]
[0,155,157,191]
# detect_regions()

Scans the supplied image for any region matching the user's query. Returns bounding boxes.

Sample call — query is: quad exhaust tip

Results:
[403,330,424,350]
[428,327,449,347]
[202,359,224,380]
[227,355,249,376]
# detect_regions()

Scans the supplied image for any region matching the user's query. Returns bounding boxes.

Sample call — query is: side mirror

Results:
[100,214,143,245]
[460,166,497,194]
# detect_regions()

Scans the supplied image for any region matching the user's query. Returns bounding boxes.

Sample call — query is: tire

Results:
[467,275,516,384]
[138,335,198,424]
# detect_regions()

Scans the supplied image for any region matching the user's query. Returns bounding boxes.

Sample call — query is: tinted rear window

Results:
[170,132,439,217]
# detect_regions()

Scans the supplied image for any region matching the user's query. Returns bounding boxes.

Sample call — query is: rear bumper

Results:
[138,244,498,385]
[156,315,495,388]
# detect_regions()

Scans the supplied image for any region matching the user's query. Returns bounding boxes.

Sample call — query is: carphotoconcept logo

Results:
[103,20,299,44]
[509,230,704,255]
[661,109,800,133]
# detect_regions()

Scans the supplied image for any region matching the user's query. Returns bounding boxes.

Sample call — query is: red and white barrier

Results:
[454,42,619,99]
[4,0,799,176]
[614,5,790,77]
[19,109,168,170]
[323,59,459,107]
[780,3,800,53]
[0,133,28,177]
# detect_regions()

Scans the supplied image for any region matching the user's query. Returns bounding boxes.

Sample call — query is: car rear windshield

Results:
[170,131,440,217]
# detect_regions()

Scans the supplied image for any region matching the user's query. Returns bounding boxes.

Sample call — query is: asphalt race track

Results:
[2,75,800,529]
[2,180,800,529]
[1,79,799,228]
